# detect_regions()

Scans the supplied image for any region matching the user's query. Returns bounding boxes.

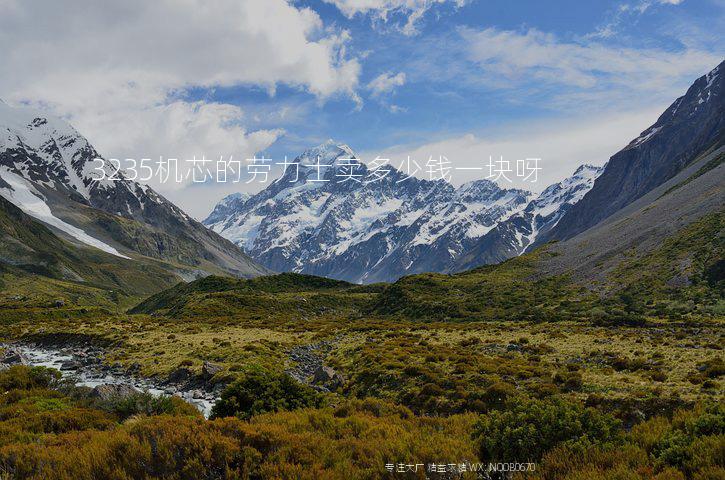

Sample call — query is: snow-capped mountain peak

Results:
[204,141,600,283]
[0,101,267,277]
[0,101,152,209]
[449,163,604,272]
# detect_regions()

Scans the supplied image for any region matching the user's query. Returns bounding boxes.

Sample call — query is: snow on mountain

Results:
[205,142,604,282]
[0,100,147,209]
[543,60,724,244]
[0,100,267,277]
[205,140,601,283]
[518,163,604,251]
[0,166,129,258]
[450,164,604,272]
[204,192,251,226]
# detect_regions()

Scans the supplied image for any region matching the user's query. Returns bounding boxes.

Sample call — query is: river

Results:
[7,344,217,418]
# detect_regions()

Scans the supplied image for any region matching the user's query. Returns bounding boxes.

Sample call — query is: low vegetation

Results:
[210,370,322,420]
[0,212,721,478]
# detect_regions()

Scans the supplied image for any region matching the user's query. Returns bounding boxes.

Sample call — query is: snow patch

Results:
[0,167,130,259]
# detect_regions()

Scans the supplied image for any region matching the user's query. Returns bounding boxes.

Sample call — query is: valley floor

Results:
[0,306,722,479]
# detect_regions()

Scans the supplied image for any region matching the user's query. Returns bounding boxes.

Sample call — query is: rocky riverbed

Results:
[286,337,345,392]
[0,341,220,417]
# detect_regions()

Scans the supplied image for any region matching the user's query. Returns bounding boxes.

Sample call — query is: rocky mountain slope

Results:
[451,164,603,272]
[0,100,268,282]
[0,194,185,305]
[539,146,723,287]
[539,60,724,244]
[204,142,600,283]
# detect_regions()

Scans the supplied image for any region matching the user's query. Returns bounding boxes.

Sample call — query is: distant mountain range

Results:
[1,59,721,297]
[205,60,723,284]
[0,100,268,296]
[141,61,724,323]
[204,141,602,283]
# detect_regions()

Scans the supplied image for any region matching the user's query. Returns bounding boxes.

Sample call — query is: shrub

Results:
[472,398,622,463]
[99,392,201,421]
[0,400,476,480]
[553,370,583,392]
[210,371,321,420]
[652,404,725,475]
[0,366,61,391]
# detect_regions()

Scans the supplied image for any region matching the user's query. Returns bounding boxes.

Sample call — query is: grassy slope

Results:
[129,211,723,323]
[129,272,374,319]
[0,196,194,311]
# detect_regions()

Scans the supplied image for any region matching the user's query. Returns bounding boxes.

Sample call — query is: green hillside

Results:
[129,211,723,323]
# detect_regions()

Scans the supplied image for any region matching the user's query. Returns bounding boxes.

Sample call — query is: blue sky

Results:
[183,0,724,206]
[1,0,723,217]
[194,0,723,155]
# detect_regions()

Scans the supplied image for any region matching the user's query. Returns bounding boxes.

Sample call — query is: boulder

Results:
[90,383,139,401]
[312,366,335,384]
[168,366,192,384]
[202,361,222,379]
[1,348,28,366]
[312,366,344,390]
[60,360,82,371]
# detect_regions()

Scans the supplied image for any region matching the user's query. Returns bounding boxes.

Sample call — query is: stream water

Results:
[8,344,216,418]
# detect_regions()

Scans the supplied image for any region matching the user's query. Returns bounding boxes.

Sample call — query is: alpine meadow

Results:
[0,1,722,479]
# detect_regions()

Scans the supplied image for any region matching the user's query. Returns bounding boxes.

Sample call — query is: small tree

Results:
[211,371,321,420]
[472,398,621,463]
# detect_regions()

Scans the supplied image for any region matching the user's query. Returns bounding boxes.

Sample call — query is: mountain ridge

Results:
[204,141,600,283]
[0,101,270,284]
[539,59,724,244]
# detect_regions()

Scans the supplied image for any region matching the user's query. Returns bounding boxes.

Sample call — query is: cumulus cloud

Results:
[325,0,467,35]
[0,0,361,101]
[0,0,362,215]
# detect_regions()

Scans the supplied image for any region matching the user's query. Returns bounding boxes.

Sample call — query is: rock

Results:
[312,366,335,384]
[82,356,99,366]
[167,367,192,384]
[60,360,82,371]
[90,384,139,401]
[202,361,222,378]
[312,366,344,390]
[1,348,28,366]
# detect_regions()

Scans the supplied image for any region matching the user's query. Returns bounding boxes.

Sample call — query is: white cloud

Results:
[362,106,670,192]
[0,0,360,102]
[94,101,283,189]
[0,0,362,217]
[325,0,467,35]
[590,0,686,38]
[461,27,721,105]
[367,72,407,97]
